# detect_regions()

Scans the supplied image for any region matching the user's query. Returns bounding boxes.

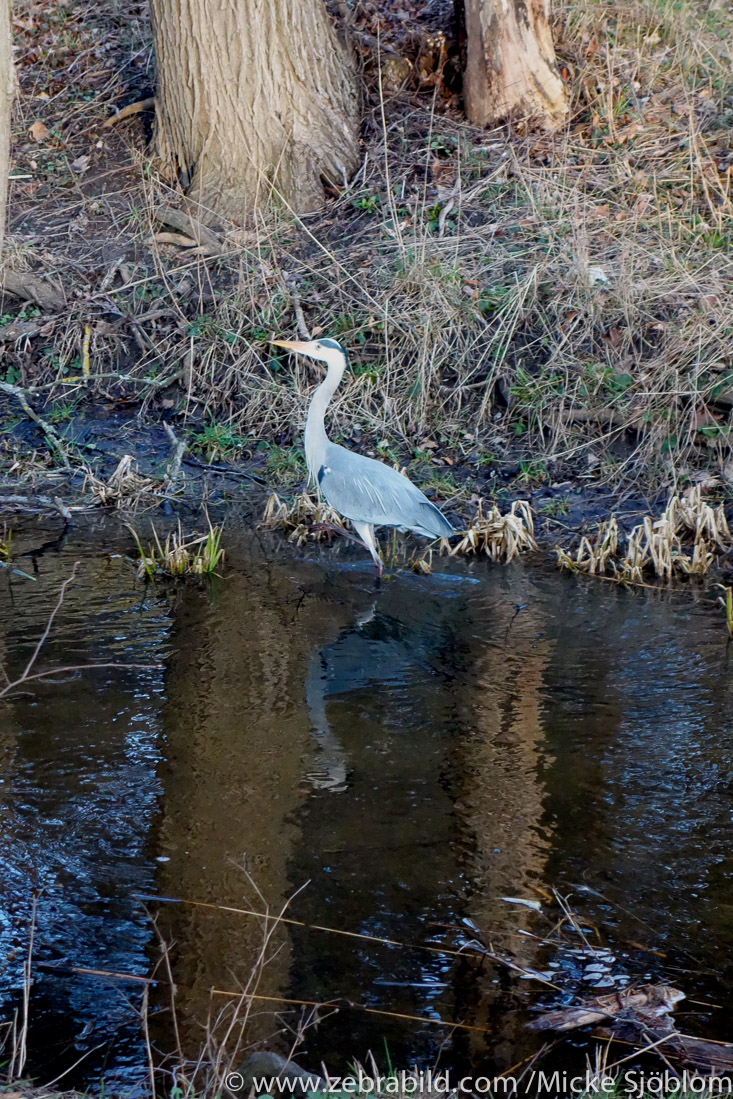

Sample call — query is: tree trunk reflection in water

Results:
[153,561,368,1053]
[447,582,552,1061]
[154,554,554,1071]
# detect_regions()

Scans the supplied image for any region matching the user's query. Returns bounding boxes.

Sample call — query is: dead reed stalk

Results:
[557,486,732,580]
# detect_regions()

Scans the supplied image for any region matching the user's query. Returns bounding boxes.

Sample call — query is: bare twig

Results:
[0,494,81,516]
[17,894,36,1079]
[290,287,311,340]
[141,983,156,1099]
[19,563,78,684]
[0,563,162,699]
[211,987,498,1037]
[0,663,163,699]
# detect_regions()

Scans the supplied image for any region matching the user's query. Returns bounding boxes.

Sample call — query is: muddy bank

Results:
[0,401,696,545]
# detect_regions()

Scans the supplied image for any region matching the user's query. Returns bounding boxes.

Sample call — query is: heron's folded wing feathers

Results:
[318,450,453,538]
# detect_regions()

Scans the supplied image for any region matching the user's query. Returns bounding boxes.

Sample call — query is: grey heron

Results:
[271,337,454,578]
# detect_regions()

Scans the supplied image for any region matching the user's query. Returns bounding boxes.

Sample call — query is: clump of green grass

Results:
[189,422,250,462]
[129,520,225,579]
[540,496,570,518]
[719,585,733,638]
[518,460,549,486]
[0,526,10,562]
[262,443,307,485]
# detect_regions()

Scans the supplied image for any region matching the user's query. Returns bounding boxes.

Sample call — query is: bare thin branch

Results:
[0,662,163,700]
[20,562,79,683]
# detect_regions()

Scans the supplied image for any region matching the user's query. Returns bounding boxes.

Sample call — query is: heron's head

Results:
[271,337,348,378]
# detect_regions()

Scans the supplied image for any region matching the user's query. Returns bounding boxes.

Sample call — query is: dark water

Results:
[0,515,731,1091]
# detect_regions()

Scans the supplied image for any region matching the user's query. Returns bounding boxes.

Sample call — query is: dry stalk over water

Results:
[557,486,732,580]
[449,499,537,561]
[261,492,349,545]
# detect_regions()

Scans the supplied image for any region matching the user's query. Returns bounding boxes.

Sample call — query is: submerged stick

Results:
[0,663,163,699]
[0,565,162,697]
[137,892,561,988]
[211,988,497,1036]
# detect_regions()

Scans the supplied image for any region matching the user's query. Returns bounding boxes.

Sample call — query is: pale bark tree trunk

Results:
[0,0,15,252]
[149,0,360,220]
[459,0,568,129]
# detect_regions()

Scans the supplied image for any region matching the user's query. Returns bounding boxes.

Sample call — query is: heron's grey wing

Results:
[317,447,453,538]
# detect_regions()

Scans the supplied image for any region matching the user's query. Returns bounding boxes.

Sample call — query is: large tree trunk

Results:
[460,0,568,129]
[149,0,360,220]
[0,0,14,252]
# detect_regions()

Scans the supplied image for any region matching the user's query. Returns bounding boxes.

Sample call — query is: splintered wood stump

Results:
[460,0,568,129]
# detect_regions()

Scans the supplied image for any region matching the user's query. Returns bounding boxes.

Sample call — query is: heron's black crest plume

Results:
[318,337,348,361]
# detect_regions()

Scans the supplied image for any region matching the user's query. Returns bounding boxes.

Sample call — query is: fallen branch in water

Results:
[0,663,164,699]
[531,987,733,1073]
[0,563,162,698]
[528,983,684,1032]
[0,494,82,519]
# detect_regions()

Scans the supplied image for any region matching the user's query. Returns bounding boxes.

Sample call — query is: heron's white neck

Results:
[304,360,344,480]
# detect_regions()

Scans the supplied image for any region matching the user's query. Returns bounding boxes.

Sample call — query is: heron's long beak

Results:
[271,339,313,353]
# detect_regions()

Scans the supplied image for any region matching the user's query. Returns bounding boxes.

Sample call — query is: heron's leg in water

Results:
[352,520,383,579]
[312,521,383,579]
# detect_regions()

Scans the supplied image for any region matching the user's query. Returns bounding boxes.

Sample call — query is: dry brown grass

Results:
[557,484,732,578]
[2,0,732,501]
[262,491,537,570]
[261,491,349,544]
[84,454,161,510]
[449,499,538,561]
